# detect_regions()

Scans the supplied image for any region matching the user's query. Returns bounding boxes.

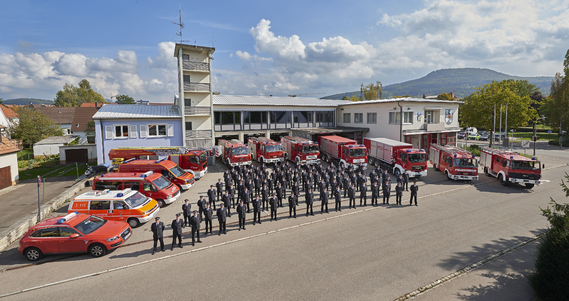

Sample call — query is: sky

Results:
[0,0,568,102]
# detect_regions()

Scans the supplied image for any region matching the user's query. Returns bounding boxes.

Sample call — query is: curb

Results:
[0,179,89,252]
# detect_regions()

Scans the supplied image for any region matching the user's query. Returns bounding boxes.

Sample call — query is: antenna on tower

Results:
[172,5,188,44]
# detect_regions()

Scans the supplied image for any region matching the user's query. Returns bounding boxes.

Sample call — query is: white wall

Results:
[0,152,19,183]
[34,144,64,157]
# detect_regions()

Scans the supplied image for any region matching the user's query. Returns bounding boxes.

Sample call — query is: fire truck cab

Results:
[218,139,252,167]
[248,137,283,164]
[480,147,542,188]
[281,136,320,165]
[429,143,479,182]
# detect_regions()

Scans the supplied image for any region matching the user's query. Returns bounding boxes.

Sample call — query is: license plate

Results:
[124,232,131,240]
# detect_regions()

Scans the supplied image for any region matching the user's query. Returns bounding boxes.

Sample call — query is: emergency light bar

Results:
[57,212,78,224]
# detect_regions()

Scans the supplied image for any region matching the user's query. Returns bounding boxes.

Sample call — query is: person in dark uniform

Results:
[360,183,367,206]
[348,183,356,209]
[222,190,232,217]
[190,211,201,246]
[402,173,409,191]
[335,186,342,212]
[217,203,227,235]
[383,177,391,204]
[207,185,217,210]
[261,184,269,211]
[237,200,247,230]
[204,203,213,234]
[410,180,418,206]
[289,192,297,218]
[292,182,300,204]
[243,187,251,213]
[253,195,262,225]
[395,182,403,206]
[216,179,224,202]
[229,184,236,208]
[151,217,165,255]
[371,182,379,206]
[276,183,284,207]
[171,213,183,250]
[320,187,329,214]
[197,196,206,219]
[269,193,278,221]
[305,188,314,216]
[182,199,191,227]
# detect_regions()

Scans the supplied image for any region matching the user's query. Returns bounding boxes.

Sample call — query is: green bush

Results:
[528,173,569,300]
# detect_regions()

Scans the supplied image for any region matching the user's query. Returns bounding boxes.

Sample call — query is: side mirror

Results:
[70,233,80,238]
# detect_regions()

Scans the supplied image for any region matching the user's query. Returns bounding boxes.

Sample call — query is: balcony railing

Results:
[182,60,209,72]
[185,130,212,139]
[184,106,211,116]
[184,82,210,92]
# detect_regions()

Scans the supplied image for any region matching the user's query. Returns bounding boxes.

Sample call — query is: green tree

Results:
[360,81,383,100]
[529,173,569,301]
[547,49,569,138]
[115,94,136,104]
[437,92,455,100]
[459,79,538,146]
[341,95,362,102]
[10,107,62,146]
[55,79,106,107]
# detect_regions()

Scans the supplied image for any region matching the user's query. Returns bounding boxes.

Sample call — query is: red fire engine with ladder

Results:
[108,147,212,179]
[479,147,542,188]
[248,137,284,164]
[281,136,320,165]
[429,143,479,182]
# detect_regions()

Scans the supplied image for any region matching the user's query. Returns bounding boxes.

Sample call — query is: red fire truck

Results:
[108,147,209,179]
[318,135,367,169]
[429,143,479,182]
[248,137,283,164]
[364,137,428,178]
[281,136,320,165]
[480,147,542,188]
[218,139,252,167]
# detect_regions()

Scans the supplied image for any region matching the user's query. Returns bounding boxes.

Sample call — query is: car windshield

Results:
[169,165,186,177]
[73,215,107,235]
[511,160,541,170]
[199,153,207,164]
[349,148,366,157]
[152,176,172,190]
[232,147,249,155]
[408,153,426,163]
[453,158,477,167]
[124,192,149,208]
[265,145,282,153]
[302,145,319,153]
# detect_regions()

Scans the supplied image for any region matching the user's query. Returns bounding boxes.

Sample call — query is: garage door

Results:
[0,166,11,190]
[65,149,88,163]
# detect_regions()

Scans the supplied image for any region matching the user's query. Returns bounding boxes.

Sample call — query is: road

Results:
[0,148,566,300]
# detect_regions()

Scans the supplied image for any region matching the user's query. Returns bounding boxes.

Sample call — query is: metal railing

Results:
[183,82,210,92]
[184,106,211,116]
[185,130,212,139]
[182,61,209,72]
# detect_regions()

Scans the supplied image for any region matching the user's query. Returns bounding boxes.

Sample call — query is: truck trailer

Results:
[364,137,427,178]
[318,135,367,169]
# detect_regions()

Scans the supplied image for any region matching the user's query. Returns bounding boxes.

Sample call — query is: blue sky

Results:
[1,0,568,102]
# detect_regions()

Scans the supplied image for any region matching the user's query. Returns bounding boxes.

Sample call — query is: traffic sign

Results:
[548,130,552,133]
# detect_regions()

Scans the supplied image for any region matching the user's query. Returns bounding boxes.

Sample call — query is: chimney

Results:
[451,92,455,100]
[95,101,98,108]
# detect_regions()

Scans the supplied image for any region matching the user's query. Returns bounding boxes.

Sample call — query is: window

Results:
[148,124,167,137]
[113,201,128,210]
[40,228,59,237]
[182,54,189,61]
[343,113,351,123]
[115,125,129,138]
[425,110,435,124]
[59,227,80,237]
[184,98,191,106]
[354,113,363,123]
[185,122,192,131]
[367,113,377,124]
[183,75,190,83]
[90,201,111,210]
[389,112,413,124]
[62,128,71,135]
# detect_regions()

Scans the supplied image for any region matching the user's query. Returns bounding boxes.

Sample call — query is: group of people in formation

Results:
[150,160,419,254]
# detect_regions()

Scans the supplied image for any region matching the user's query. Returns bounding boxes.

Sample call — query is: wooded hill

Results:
[323,68,554,100]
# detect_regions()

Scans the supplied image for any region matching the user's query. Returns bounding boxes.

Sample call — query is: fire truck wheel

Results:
[156,199,165,208]
[394,168,400,177]
[525,183,535,189]
[369,157,375,166]
[259,157,264,164]
[498,174,507,186]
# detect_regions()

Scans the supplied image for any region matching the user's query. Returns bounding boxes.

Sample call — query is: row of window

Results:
[343,111,438,125]
[105,124,174,140]
[213,111,335,131]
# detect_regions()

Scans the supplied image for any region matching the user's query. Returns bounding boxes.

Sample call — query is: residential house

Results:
[36,107,76,136]
[71,107,99,143]
[0,134,20,189]
[93,104,183,164]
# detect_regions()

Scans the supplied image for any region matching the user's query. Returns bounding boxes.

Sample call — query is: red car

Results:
[18,212,132,261]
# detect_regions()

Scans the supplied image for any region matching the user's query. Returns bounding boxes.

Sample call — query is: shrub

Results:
[528,173,569,300]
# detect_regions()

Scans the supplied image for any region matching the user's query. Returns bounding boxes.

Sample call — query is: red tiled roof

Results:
[35,107,76,124]
[0,105,19,118]
[0,135,20,155]
[71,107,98,131]
[80,102,116,107]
